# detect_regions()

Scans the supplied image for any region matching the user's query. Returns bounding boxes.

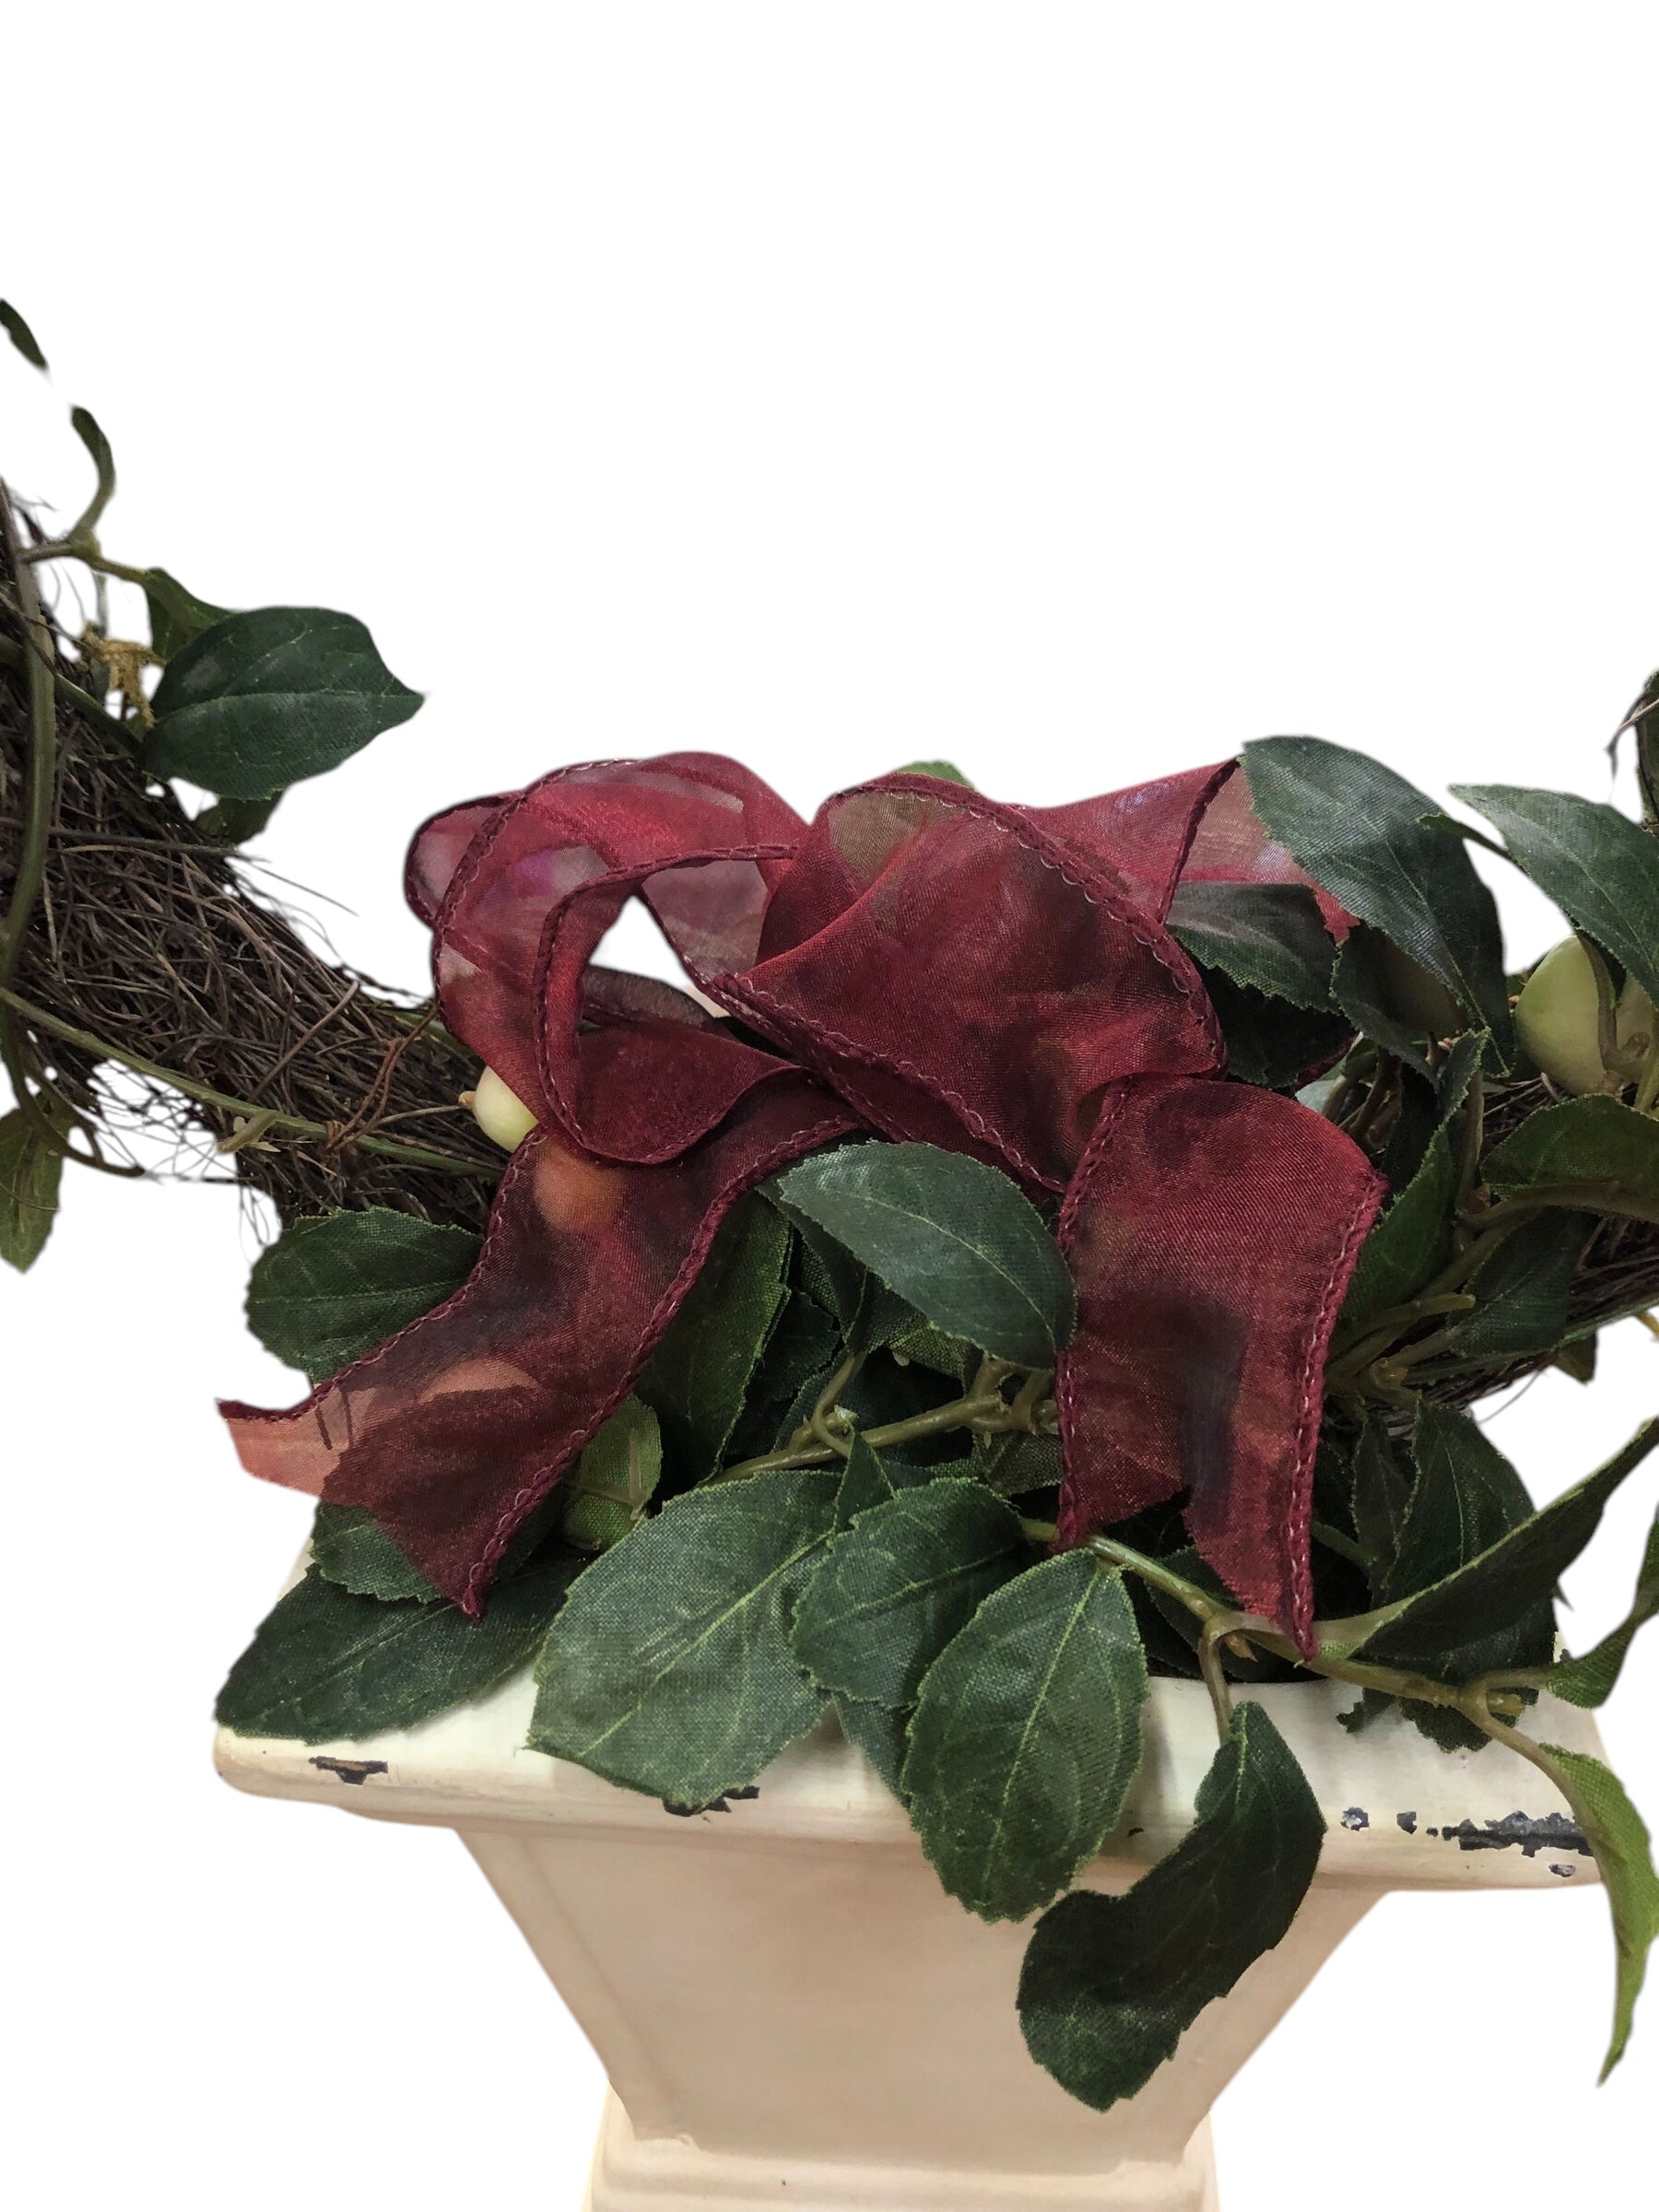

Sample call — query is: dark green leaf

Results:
[311,1505,437,1601]
[1533,1745,1659,2079]
[245,1208,480,1383]
[1201,972,1350,1090]
[1349,1418,1411,1591]
[0,300,47,368]
[194,792,280,844]
[833,1434,932,1527]
[147,607,423,799]
[216,1548,582,1742]
[640,1196,792,1481]
[1482,1095,1659,1225]
[1166,881,1336,1008]
[1346,1418,1659,1665]
[1432,1210,1591,1365]
[561,1397,662,1553]
[777,1142,1075,1369]
[1332,928,1444,1078]
[529,1469,838,1801]
[836,1695,912,1794]
[144,569,231,661]
[1553,1512,1659,1708]
[1244,737,1511,1051]
[1341,1126,1455,1331]
[791,1477,1030,1708]
[1451,784,1659,1010]
[1018,1704,1324,2112]
[903,1555,1147,1922]
[0,1109,63,1272]
[971,1428,1065,1500]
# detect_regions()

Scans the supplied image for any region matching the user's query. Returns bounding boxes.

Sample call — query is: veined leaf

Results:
[1532,1746,1659,2079]
[147,606,423,799]
[1553,1512,1659,1708]
[1341,1418,1659,1666]
[312,1505,437,1601]
[1244,737,1511,1052]
[640,1195,792,1481]
[1452,784,1659,1010]
[0,1109,64,1272]
[1018,1703,1324,2112]
[1349,1418,1411,1593]
[791,1477,1030,1708]
[1166,880,1336,1009]
[561,1397,662,1553]
[777,1142,1075,1369]
[216,1548,582,1742]
[836,1695,912,1794]
[529,1469,838,1803]
[833,1434,932,1527]
[143,568,231,661]
[1432,1210,1591,1365]
[1482,1095,1659,1225]
[245,1207,479,1383]
[1341,1125,1455,1331]
[903,1554,1148,1922]
[1201,973,1350,1091]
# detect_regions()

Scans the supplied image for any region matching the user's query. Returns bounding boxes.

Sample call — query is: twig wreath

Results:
[4,302,1657,2115]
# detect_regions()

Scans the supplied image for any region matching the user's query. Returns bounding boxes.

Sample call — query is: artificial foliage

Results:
[4,309,1659,2116]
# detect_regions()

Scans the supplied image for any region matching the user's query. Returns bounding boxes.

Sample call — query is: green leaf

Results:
[1349,1418,1411,1591]
[1201,973,1350,1091]
[895,759,973,786]
[1432,1210,1591,1365]
[835,1695,912,1794]
[1341,1125,1455,1331]
[903,1554,1148,1922]
[1533,1746,1659,2079]
[528,1469,838,1802]
[777,1142,1076,1369]
[143,568,231,661]
[1018,1703,1324,2112]
[1553,1512,1659,1708]
[561,1397,662,1553]
[1346,1418,1659,1666]
[311,1505,437,1601]
[640,1196,792,1481]
[193,792,281,844]
[1451,784,1659,1010]
[147,607,423,800]
[0,1110,64,1272]
[791,1477,1030,1708]
[0,300,47,369]
[1166,881,1337,1008]
[216,1549,582,1742]
[1384,1404,1554,1683]
[245,1208,480,1384]
[1482,1095,1659,1225]
[1331,928,1444,1077]
[1245,737,1511,1052]
[833,1433,932,1527]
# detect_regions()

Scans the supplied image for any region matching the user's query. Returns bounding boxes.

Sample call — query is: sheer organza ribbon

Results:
[224,756,1382,1651]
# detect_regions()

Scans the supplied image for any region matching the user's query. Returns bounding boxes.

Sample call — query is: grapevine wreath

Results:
[3,308,1657,2115]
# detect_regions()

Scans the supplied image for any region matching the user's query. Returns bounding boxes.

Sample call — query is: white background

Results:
[3,7,1656,2206]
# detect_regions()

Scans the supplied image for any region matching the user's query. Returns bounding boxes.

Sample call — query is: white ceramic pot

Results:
[218,1670,1602,2211]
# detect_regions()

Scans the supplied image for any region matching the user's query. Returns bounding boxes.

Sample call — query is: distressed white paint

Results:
[218,1675,1604,2209]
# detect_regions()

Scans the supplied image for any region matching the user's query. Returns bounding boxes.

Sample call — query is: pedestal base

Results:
[585,2095,1218,2212]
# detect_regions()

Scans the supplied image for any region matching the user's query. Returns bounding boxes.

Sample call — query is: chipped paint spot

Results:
[1340,1807,1370,1831]
[1437,1810,1590,1858]
[309,1757,388,1786]
[1548,1863,1579,1879]
[1396,1811,1418,1834]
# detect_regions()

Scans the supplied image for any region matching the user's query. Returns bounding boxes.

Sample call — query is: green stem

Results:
[0,984,498,1179]
[711,1387,1043,1485]
[18,540,198,635]
[1197,1619,1235,1739]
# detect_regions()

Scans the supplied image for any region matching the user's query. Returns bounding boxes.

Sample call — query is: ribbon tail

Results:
[223,1082,855,1614]
[1055,1077,1383,1654]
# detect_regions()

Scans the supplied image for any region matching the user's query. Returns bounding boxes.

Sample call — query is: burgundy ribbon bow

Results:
[225,756,1382,1651]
